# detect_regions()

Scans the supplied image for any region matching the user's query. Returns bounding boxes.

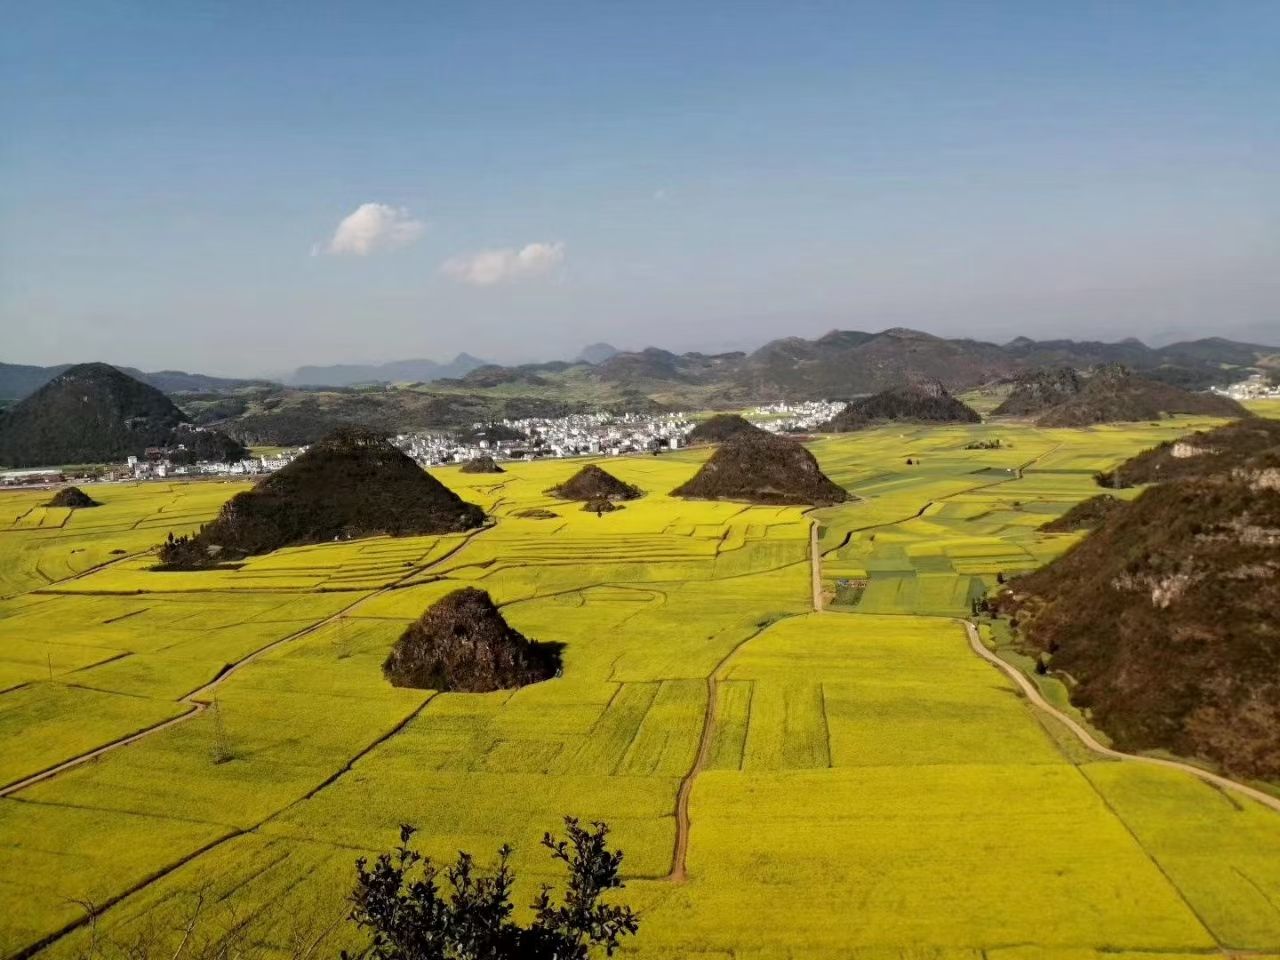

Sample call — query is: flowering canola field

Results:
[1,417,1278,960]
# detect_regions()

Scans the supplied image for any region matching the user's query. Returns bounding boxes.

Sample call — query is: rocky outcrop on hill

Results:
[1034,365,1248,427]
[686,414,765,444]
[821,380,981,432]
[460,455,504,474]
[672,430,849,505]
[157,427,485,567]
[992,367,1084,417]
[996,423,1280,779]
[1096,417,1280,488]
[46,486,100,508]
[382,588,560,692]
[546,465,642,502]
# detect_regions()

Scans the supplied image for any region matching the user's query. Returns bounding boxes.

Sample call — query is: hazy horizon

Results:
[3,2,1277,377]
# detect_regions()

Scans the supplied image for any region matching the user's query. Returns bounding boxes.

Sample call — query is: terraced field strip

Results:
[963,621,1280,815]
[809,520,821,612]
[667,614,800,883]
[0,527,493,798]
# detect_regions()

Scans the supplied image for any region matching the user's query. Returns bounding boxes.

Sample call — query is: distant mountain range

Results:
[3,330,1275,447]
[0,361,273,406]
[288,354,488,387]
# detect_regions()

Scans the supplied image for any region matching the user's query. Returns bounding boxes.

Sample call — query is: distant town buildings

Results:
[751,400,847,432]
[397,411,695,465]
[2,401,856,486]
[1212,374,1280,401]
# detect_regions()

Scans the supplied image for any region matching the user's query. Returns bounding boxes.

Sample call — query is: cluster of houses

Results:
[2,404,853,487]
[1211,374,1280,401]
[397,411,695,466]
[750,400,847,432]
[122,451,300,480]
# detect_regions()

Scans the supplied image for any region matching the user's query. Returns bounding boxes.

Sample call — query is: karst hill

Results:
[0,362,245,467]
[158,427,485,567]
[45,486,100,508]
[992,367,1085,416]
[672,430,849,505]
[546,464,642,502]
[998,418,1280,779]
[685,413,765,444]
[383,587,560,692]
[821,380,981,432]
[460,455,504,474]
[1033,364,1248,427]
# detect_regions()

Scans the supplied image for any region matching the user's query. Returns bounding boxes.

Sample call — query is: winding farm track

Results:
[963,621,1280,815]
[666,615,799,882]
[0,526,493,798]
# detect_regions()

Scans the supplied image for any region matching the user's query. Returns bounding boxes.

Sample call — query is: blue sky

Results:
[2,1,1277,375]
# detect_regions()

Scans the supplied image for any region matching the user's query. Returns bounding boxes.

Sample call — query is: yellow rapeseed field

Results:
[1,416,1278,960]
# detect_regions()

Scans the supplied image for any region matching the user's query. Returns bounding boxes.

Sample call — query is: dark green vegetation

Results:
[1034,365,1248,427]
[672,430,849,505]
[821,380,981,432]
[158,427,484,568]
[349,818,637,960]
[460,455,504,474]
[0,363,246,467]
[382,588,560,693]
[1096,416,1280,488]
[685,413,765,444]
[992,367,1084,416]
[1038,494,1122,532]
[44,485,100,508]
[546,465,642,502]
[997,420,1280,779]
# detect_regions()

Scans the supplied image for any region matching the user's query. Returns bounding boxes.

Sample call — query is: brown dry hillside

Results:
[673,430,848,505]
[997,436,1280,779]
[1035,364,1247,426]
[158,427,484,567]
[1038,494,1123,532]
[1097,416,1280,488]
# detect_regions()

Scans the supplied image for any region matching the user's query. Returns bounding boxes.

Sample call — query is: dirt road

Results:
[963,621,1280,815]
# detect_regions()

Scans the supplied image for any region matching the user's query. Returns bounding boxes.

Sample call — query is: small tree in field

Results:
[345,818,638,960]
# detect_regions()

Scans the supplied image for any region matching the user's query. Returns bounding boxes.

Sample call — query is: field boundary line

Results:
[0,525,496,799]
[809,520,822,612]
[666,613,801,883]
[962,620,1280,816]
[0,703,204,797]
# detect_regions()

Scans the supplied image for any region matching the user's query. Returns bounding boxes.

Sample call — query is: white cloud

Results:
[440,241,565,286]
[320,202,424,256]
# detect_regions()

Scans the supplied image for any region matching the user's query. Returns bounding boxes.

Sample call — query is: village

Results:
[1,406,837,486]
